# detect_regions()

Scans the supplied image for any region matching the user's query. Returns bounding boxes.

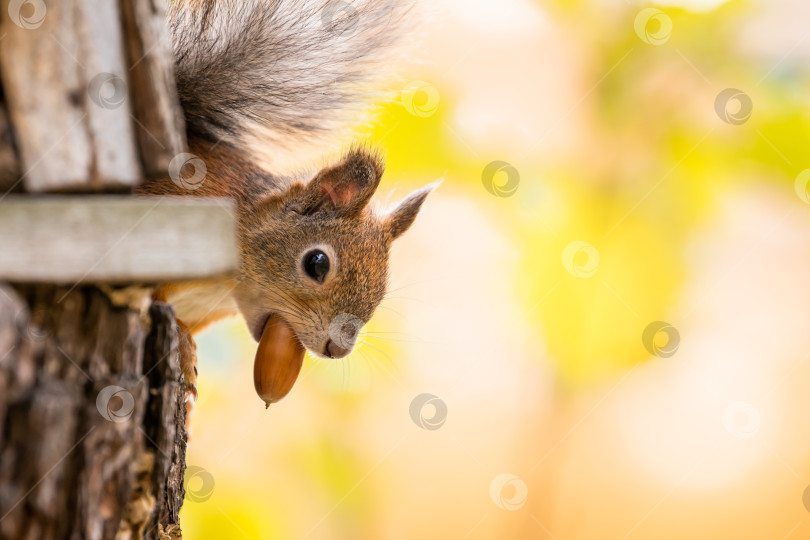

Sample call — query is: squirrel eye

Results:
[303,249,330,283]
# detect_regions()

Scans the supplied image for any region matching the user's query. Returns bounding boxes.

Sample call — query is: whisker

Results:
[356,342,407,390]
[385,277,445,296]
[361,334,436,345]
[258,283,311,320]
[244,276,317,326]
[357,339,396,363]
[380,295,437,309]
[374,303,407,320]
[362,330,421,335]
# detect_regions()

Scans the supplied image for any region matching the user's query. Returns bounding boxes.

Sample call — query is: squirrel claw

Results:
[184,384,198,403]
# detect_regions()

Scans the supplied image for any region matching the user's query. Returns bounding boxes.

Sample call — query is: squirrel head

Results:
[232,147,434,359]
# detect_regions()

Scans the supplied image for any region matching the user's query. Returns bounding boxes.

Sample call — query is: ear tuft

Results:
[386,181,439,239]
[342,146,385,189]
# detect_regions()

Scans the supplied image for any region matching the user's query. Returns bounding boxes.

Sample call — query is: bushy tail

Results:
[168,0,416,174]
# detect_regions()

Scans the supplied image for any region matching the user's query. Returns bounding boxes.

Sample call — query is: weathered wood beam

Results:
[119,0,187,178]
[0,0,142,192]
[0,197,239,283]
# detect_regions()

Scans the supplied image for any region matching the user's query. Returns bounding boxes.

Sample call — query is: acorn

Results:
[253,314,305,408]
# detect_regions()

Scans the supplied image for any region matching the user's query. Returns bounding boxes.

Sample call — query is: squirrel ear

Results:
[294,148,384,217]
[386,182,439,239]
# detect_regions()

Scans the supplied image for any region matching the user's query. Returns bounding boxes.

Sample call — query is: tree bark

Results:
[0,284,187,540]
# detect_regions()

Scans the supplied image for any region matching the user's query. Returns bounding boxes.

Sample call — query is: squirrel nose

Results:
[324,339,350,359]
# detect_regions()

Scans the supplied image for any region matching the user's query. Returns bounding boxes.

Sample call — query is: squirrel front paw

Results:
[176,319,198,402]
[176,319,198,437]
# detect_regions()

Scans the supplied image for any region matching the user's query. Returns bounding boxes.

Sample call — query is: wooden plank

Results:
[0,0,142,192]
[0,197,239,282]
[119,0,188,178]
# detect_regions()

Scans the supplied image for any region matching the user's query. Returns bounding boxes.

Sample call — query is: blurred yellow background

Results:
[181,0,810,538]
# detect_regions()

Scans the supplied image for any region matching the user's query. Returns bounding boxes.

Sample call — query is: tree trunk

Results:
[0,1,231,537]
[0,284,187,539]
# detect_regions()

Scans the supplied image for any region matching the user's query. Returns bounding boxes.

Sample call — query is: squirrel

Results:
[136,0,434,407]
